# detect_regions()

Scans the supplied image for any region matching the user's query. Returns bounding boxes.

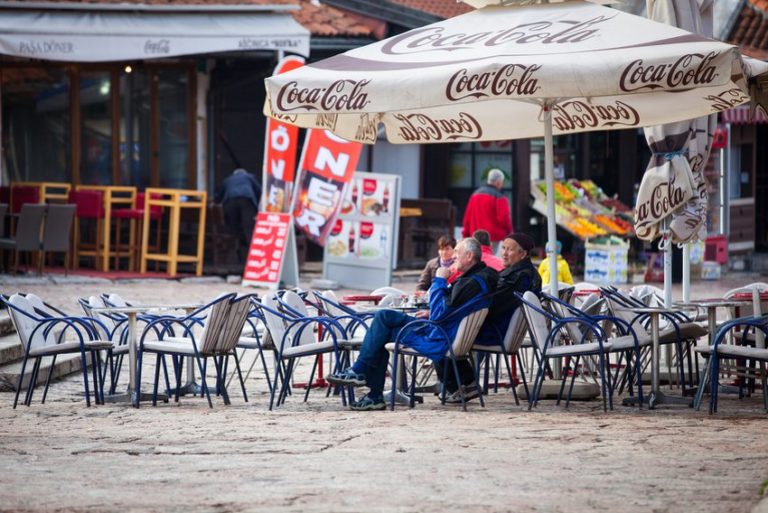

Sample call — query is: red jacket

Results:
[461,185,513,242]
[480,246,505,271]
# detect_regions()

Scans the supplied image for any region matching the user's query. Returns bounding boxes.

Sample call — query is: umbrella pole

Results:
[543,104,558,296]
[663,222,672,308]
[682,244,691,303]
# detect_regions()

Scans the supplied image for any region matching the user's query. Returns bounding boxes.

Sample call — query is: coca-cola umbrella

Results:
[264,0,768,294]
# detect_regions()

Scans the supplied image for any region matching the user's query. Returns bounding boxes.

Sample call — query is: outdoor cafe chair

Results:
[385,301,489,411]
[312,290,373,346]
[40,204,75,275]
[2,294,112,408]
[604,288,707,384]
[0,203,46,274]
[693,315,768,414]
[135,293,249,407]
[254,293,346,410]
[543,292,648,406]
[471,308,530,405]
[519,291,614,412]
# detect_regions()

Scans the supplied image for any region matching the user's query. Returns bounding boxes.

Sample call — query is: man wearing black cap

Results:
[482,232,541,342]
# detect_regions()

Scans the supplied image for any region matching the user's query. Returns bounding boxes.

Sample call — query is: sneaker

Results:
[350,394,386,411]
[443,384,481,404]
[326,368,367,387]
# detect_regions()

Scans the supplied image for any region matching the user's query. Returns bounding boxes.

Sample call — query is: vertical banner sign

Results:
[293,130,362,245]
[242,212,299,289]
[262,55,304,213]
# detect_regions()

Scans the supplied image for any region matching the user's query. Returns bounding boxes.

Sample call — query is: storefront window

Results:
[529,134,577,182]
[157,69,190,189]
[1,67,70,183]
[80,71,113,185]
[447,140,514,220]
[729,143,753,199]
[120,70,151,188]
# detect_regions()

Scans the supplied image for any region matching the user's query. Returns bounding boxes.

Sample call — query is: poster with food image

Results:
[357,221,390,260]
[326,218,352,258]
[359,178,393,218]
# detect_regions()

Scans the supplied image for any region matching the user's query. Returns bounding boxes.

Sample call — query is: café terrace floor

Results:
[0,271,767,513]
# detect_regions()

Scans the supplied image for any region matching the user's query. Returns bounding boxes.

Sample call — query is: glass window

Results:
[157,69,190,189]
[447,141,515,220]
[120,69,151,188]
[80,71,113,185]
[1,67,70,183]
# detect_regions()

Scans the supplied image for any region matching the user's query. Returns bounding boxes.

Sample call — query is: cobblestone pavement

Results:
[1,272,767,513]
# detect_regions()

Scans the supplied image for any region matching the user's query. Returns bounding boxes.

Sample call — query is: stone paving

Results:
[1,272,767,513]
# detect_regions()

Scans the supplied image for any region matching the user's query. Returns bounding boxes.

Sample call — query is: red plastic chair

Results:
[112,192,163,271]
[69,190,105,269]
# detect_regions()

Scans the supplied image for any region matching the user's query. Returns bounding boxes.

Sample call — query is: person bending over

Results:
[327,238,497,411]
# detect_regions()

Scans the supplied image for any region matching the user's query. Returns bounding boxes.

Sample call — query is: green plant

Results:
[760,479,768,496]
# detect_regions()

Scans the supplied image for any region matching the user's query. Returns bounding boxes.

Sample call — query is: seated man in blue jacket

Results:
[327,237,497,411]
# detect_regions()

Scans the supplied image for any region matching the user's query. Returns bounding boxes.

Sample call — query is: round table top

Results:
[676,299,749,308]
[342,295,385,304]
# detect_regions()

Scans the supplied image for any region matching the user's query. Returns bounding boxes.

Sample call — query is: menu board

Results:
[323,172,401,289]
[242,212,299,289]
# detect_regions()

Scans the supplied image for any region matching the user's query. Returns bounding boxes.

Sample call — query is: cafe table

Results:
[92,303,200,407]
[620,306,692,409]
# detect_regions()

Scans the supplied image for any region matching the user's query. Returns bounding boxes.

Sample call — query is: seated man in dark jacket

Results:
[479,232,542,344]
[327,238,497,411]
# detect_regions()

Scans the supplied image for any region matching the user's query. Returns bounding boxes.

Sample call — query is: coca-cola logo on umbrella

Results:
[619,52,720,92]
[276,79,371,112]
[394,112,483,142]
[445,64,541,101]
[381,15,613,55]
[553,100,640,132]
[704,88,749,112]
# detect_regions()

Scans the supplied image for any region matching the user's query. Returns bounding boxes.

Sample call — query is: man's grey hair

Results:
[458,237,482,262]
[487,168,505,185]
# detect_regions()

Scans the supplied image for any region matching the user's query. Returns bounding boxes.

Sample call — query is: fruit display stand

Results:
[530,179,634,240]
[531,179,634,283]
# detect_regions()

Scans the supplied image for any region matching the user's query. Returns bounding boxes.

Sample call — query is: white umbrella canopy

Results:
[264,0,767,293]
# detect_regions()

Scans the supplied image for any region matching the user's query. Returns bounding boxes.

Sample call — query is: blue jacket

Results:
[215,170,262,210]
[401,262,497,362]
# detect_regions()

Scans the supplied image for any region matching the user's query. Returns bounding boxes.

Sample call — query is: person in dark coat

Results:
[326,238,497,411]
[215,168,262,263]
[479,232,542,344]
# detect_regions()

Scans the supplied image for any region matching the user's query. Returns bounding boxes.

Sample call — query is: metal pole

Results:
[682,244,690,303]
[663,223,672,308]
[543,104,558,296]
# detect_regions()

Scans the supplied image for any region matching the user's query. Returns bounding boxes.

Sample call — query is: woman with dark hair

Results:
[417,234,457,291]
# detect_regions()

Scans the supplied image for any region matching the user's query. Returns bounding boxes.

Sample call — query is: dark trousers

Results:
[435,359,476,393]
[352,309,415,399]
[223,197,257,262]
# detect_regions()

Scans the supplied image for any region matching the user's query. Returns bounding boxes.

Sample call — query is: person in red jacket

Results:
[461,168,513,252]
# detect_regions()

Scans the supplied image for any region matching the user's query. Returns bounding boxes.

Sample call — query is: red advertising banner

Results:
[262,56,304,213]
[293,130,362,245]
[242,212,291,286]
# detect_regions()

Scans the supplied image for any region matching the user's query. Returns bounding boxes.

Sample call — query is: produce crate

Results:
[584,240,629,284]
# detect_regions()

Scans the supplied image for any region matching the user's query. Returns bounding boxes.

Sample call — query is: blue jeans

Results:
[352,309,415,400]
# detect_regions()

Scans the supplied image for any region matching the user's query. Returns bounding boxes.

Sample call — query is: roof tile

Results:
[389,0,472,19]
[727,0,768,59]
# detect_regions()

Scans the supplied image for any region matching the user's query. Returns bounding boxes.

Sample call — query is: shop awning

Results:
[0,7,310,62]
[720,105,768,124]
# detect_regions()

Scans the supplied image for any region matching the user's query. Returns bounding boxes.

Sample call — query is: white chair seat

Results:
[237,336,271,350]
[607,335,653,351]
[658,322,708,342]
[281,340,337,358]
[142,339,198,356]
[472,343,505,353]
[29,340,113,357]
[712,344,768,360]
[545,341,611,357]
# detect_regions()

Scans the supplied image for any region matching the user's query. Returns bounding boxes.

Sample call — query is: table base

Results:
[104,390,168,406]
[622,390,692,409]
